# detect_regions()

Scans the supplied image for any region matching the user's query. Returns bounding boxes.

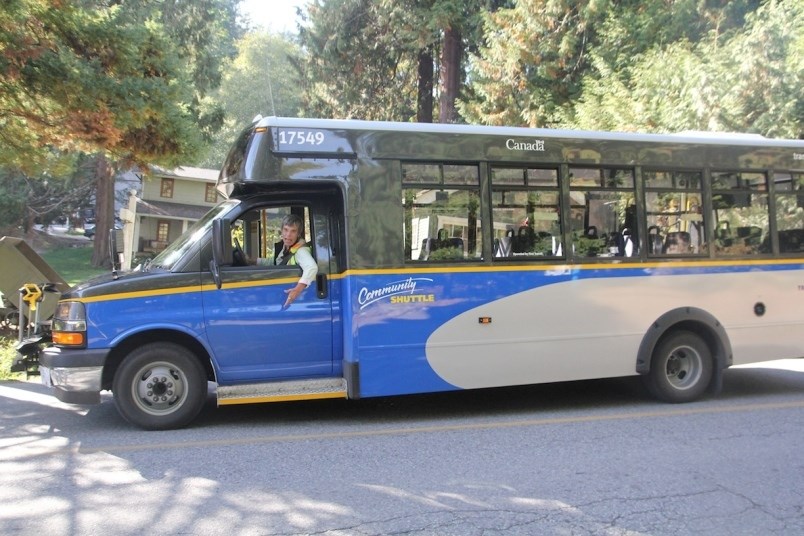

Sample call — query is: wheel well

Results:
[101,329,215,391]
[636,307,733,377]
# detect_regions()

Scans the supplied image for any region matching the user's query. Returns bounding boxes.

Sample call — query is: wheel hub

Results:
[666,347,700,389]
[134,364,186,413]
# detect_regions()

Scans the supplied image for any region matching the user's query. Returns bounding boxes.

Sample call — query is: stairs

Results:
[216,377,347,406]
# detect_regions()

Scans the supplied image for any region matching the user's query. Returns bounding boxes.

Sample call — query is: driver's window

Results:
[232,206,311,266]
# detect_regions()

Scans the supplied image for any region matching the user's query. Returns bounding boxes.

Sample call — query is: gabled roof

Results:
[148,166,219,183]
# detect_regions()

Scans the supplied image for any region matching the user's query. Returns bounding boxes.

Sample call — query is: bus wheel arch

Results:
[636,307,733,402]
[102,329,215,391]
[102,330,215,430]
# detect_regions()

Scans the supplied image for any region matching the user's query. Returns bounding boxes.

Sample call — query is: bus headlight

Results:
[51,301,87,347]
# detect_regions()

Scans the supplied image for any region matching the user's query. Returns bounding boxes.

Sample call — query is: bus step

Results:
[216,377,347,406]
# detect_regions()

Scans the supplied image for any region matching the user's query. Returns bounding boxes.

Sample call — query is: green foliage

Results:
[460,0,612,126]
[0,337,23,382]
[297,0,496,122]
[427,246,463,260]
[0,153,93,231]
[1,0,241,268]
[568,0,802,138]
[1,2,190,168]
[0,0,241,171]
[198,32,303,168]
[459,0,801,138]
[298,0,418,120]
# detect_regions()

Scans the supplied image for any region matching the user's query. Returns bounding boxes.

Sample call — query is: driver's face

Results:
[281,224,300,247]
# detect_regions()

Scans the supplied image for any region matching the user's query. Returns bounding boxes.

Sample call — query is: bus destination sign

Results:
[273,127,353,154]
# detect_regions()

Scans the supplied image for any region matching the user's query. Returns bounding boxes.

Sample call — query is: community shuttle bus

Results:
[37,117,804,429]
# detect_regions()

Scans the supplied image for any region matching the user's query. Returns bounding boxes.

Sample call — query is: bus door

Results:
[203,200,337,384]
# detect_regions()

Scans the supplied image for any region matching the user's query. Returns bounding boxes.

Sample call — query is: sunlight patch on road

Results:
[0,384,89,414]
[732,358,804,372]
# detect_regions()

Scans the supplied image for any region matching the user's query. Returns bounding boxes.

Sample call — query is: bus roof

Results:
[218,116,803,195]
[257,116,804,149]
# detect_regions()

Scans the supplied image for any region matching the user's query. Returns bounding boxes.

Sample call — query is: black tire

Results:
[5,311,27,330]
[113,342,207,430]
[644,331,713,403]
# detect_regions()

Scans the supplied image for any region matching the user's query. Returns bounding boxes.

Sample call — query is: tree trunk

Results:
[91,154,114,268]
[439,26,461,124]
[417,48,434,123]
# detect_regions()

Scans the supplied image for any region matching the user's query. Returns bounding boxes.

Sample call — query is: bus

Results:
[37,117,804,429]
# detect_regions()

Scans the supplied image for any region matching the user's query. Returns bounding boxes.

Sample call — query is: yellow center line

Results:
[53,399,804,455]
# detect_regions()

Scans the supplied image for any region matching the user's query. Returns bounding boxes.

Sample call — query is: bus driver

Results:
[254,213,317,307]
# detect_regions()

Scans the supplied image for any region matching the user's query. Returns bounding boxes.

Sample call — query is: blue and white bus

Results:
[39,117,804,429]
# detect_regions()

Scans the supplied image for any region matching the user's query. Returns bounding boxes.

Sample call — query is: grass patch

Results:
[41,245,108,286]
[1,246,107,379]
[0,337,23,381]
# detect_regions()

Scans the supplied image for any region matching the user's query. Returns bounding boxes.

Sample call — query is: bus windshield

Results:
[146,199,241,271]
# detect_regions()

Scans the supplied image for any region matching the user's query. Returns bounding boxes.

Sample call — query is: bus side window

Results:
[771,171,803,254]
[644,170,706,257]
[712,171,769,257]
[569,167,635,259]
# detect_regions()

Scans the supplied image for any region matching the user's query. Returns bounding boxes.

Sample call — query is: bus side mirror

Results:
[211,218,233,289]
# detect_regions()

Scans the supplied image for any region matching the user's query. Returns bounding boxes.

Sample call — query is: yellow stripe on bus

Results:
[67,257,802,304]
[342,257,803,276]
[217,391,347,406]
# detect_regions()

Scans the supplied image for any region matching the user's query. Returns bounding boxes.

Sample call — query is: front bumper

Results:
[39,346,109,405]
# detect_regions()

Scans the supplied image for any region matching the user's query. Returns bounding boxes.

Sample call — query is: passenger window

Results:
[770,171,803,254]
[490,167,562,259]
[403,163,481,262]
[644,170,706,256]
[711,171,769,256]
[569,167,636,258]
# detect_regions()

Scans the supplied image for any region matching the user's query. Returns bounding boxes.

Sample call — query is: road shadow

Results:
[4,360,804,434]
[4,363,804,536]
[194,361,804,430]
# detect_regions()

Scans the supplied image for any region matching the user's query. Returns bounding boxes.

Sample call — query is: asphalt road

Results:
[1,360,804,536]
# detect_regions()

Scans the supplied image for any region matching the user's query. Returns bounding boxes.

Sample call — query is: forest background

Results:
[0,0,801,267]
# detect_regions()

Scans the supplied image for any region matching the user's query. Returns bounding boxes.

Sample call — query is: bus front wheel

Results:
[113,342,207,430]
[644,331,713,403]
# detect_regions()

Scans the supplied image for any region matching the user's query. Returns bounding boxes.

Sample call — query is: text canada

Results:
[506,138,546,152]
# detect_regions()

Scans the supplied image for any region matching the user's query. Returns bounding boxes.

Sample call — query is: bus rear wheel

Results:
[113,342,207,430]
[645,331,712,403]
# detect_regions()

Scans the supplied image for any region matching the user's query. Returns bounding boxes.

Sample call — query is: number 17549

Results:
[277,129,325,146]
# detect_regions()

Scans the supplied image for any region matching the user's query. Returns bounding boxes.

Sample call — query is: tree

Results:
[568,0,802,138]
[458,0,765,129]
[459,0,609,127]
[198,32,303,169]
[297,0,499,123]
[0,0,240,265]
[1,1,203,168]
[0,153,89,233]
[298,0,419,120]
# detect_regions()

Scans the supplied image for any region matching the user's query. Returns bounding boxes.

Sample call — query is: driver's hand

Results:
[284,283,307,306]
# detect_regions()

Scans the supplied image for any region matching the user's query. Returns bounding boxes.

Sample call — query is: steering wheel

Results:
[232,238,246,266]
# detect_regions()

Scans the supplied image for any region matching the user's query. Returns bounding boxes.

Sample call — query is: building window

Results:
[205,183,218,204]
[160,178,174,198]
[157,220,170,243]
